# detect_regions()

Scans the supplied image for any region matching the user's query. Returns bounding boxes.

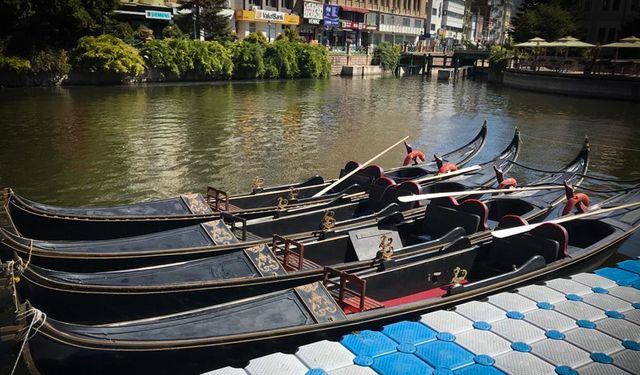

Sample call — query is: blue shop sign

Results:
[323,4,339,27]
[145,10,172,20]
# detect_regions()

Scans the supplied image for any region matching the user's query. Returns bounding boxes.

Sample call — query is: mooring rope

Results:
[505,160,640,183]
[520,132,640,153]
[10,308,46,375]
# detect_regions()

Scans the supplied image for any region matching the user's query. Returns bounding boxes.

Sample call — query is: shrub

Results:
[110,23,135,44]
[244,32,268,46]
[190,40,233,79]
[0,54,32,73]
[372,42,400,71]
[162,25,185,39]
[488,45,513,73]
[141,38,193,77]
[135,26,154,42]
[264,39,300,79]
[276,28,304,43]
[297,44,330,78]
[72,34,145,76]
[30,49,71,75]
[232,41,265,79]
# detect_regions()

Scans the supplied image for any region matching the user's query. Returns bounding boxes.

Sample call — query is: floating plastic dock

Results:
[204,259,640,375]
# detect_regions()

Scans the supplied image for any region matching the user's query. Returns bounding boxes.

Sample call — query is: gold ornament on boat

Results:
[379,234,394,260]
[297,283,337,317]
[245,245,282,273]
[253,176,265,189]
[202,220,238,245]
[181,193,213,214]
[322,210,336,230]
[277,197,289,209]
[288,187,299,200]
[451,266,468,286]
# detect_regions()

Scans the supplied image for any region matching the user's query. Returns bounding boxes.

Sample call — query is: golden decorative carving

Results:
[277,197,289,209]
[451,266,468,286]
[288,187,299,200]
[298,283,338,317]
[253,176,265,189]
[379,234,394,260]
[203,220,237,245]
[181,193,213,214]
[322,210,336,230]
[246,245,281,273]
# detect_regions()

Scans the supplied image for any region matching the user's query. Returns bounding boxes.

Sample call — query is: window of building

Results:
[431,23,436,31]
[597,27,606,43]
[269,0,277,7]
[249,0,261,6]
[632,0,640,11]
[432,7,437,15]
[608,27,616,42]
[612,0,620,10]
[602,0,610,10]
[283,0,293,8]
[249,22,256,33]
[414,19,422,28]
[380,14,385,24]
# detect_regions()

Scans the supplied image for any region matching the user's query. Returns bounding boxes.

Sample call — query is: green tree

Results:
[0,0,119,55]
[372,42,401,71]
[511,4,576,42]
[245,32,268,46]
[231,41,265,78]
[510,0,579,42]
[276,28,304,43]
[177,0,234,42]
[72,34,145,77]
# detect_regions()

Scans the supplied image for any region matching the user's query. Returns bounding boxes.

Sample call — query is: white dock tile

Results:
[487,292,538,312]
[530,339,591,368]
[624,309,640,325]
[571,273,617,289]
[544,278,593,295]
[582,293,633,312]
[455,329,512,356]
[611,350,640,374]
[295,340,355,371]
[494,351,556,375]
[553,300,607,321]
[327,365,378,375]
[517,285,566,304]
[420,310,473,334]
[454,301,507,323]
[491,318,546,344]
[524,308,578,332]
[607,286,640,303]
[564,327,625,354]
[246,353,308,375]
[202,367,248,375]
[577,363,632,375]
[596,317,640,341]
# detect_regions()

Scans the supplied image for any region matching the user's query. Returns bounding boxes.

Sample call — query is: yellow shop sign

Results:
[234,9,300,25]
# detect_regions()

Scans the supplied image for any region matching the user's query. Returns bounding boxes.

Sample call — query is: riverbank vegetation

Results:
[372,43,401,71]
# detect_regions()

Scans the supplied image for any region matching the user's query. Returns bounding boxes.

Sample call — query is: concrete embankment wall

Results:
[503,69,640,101]
[328,54,373,76]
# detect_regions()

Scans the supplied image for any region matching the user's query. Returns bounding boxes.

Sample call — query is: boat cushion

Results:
[334,165,384,192]
[496,214,529,230]
[431,197,488,233]
[379,181,423,211]
[368,177,396,212]
[530,223,569,259]
[490,222,568,267]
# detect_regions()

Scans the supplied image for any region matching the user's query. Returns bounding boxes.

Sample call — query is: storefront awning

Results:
[340,5,368,13]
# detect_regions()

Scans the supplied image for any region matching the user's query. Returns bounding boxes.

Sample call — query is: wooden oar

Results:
[411,165,482,185]
[312,136,410,198]
[398,185,566,203]
[492,200,640,239]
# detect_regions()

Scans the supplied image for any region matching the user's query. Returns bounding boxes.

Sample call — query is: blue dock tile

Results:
[618,260,640,275]
[416,340,475,370]
[594,268,640,285]
[381,321,437,345]
[590,352,613,364]
[606,310,625,319]
[554,365,577,375]
[397,343,416,354]
[622,340,640,351]
[306,369,328,375]
[371,352,434,375]
[455,364,505,375]
[341,331,398,357]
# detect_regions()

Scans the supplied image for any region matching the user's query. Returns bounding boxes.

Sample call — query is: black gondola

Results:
[17,191,640,375]
[4,124,488,240]
[8,140,590,323]
[0,129,521,271]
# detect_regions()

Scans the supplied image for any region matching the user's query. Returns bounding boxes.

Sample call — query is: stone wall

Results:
[328,54,374,75]
[503,69,640,101]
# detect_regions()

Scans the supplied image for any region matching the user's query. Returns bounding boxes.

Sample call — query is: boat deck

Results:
[204,258,640,375]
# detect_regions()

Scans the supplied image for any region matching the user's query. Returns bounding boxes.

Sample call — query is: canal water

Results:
[1,76,639,254]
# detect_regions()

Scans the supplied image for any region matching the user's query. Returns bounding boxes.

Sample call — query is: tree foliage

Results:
[72,34,144,76]
[511,4,576,42]
[177,0,234,42]
[231,41,265,79]
[264,40,300,78]
[297,44,331,78]
[372,42,401,71]
[244,32,269,46]
[488,45,513,73]
[0,0,119,55]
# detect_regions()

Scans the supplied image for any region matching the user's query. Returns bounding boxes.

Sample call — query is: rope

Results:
[573,184,640,194]
[506,160,640,183]
[10,308,46,375]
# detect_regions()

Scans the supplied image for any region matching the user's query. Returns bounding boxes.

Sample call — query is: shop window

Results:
[269,0,277,8]
[250,0,261,6]
[249,22,256,33]
[380,14,385,24]
[414,19,422,28]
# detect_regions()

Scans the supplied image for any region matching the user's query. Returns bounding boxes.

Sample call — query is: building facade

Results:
[578,0,640,44]
[114,0,177,36]
[232,0,300,40]
[468,0,511,45]
[426,0,470,46]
